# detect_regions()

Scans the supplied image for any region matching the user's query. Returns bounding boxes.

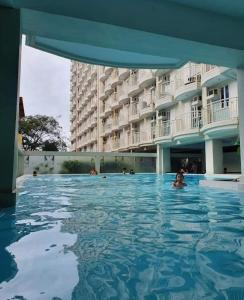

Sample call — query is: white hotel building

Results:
[70,62,240,174]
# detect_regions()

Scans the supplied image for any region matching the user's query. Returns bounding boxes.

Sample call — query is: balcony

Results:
[128,73,141,96]
[154,69,170,76]
[138,70,156,88]
[174,63,201,101]
[104,100,112,116]
[154,120,172,143]
[112,118,119,132]
[99,84,107,100]
[110,92,120,110]
[103,142,112,152]
[131,131,140,146]
[155,81,175,110]
[118,68,130,80]
[91,80,97,94]
[110,69,120,88]
[118,85,130,105]
[112,139,120,151]
[90,116,97,128]
[201,64,236,87]
[174,111,202,144]
[90,98,97,111]
[119,111,129,128]
[104,77,114,95]
[104,123,112,135]
[105,66,113,75]
[140,131,153,145]
[100,105,105,119]
[91,65,97,78]
[201,97,239,138]
[129,102,140,122]
[139,93,155,118]
[90,133,97,143]
[99,66,107,81]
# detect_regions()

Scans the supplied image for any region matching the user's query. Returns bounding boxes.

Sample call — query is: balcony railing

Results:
[203,97,238,125]
[112,139,120,150]
[140,131,154,144]
[132,131,140,145]
[131,102,138,115]
[119,110,129,127]
[156,120,171,138]
[175,63,201,91]
[175,111,201,134]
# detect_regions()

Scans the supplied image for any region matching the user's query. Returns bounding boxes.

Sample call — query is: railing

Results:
[119,110,129,126]
[156,120,171,137]
[112,139,120,149]
[175,111,201,134]
[202,64,216,73]
[203,97,238,125]
[131,102,138,115]
[104,123,112,133]
[137,70,154,84]
[140,131,153,143]
[132,131,140,144]
[175,63,201,89]
[157,81,173,96]
[105,100,111,113]
[129,72,138,87]
[113,117,119,126]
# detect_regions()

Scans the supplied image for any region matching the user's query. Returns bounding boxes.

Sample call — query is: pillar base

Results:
[0,192,16,208]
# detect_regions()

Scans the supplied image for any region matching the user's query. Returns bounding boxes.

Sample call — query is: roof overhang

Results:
[1,0,244,68]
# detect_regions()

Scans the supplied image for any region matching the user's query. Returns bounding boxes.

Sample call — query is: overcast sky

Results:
[20,38,71,138]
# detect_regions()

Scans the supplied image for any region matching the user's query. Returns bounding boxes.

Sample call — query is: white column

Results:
[237,69,244,178]
[95,155,101,174]
[156,144,171,174]
[205,139,223,174]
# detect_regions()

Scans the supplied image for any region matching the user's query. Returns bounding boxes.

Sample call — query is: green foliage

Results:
[100,158,130,173]
[61,160,92,174]
[19,115,66,151]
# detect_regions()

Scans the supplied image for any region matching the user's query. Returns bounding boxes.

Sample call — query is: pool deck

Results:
[199,174,244,192]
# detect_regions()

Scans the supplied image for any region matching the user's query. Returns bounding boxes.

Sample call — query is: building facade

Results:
[70,62,240,174]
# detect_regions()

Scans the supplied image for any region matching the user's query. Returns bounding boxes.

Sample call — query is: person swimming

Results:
[172,172,187,188]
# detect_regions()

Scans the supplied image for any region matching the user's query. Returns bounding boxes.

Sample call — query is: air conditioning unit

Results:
[192,95,202,106]
[207,88,219,100]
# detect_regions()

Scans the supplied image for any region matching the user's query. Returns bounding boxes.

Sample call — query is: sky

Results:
[20,37,71,139]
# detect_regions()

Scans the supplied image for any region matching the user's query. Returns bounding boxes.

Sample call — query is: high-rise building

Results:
[70,62,240,174]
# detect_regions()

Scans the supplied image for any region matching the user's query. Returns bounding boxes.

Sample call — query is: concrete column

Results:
[0,7,21,207]
[237,69,244,178]
[156,144,171,174]
[205,139,223,174]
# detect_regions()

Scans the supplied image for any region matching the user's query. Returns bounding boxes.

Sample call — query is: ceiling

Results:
[1,0,244,68]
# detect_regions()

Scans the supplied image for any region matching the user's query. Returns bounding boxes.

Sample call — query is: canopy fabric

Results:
[1,0,244,68]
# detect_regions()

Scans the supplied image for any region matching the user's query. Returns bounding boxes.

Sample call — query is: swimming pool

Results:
[0,174,243,299]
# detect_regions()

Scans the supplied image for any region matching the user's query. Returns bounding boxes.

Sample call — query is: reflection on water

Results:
[0,208,17,284]
[0,174,244,299]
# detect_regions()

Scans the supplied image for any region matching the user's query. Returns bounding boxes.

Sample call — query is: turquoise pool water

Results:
[0,174,244,300]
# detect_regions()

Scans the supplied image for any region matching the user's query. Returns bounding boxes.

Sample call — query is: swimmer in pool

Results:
[172,172,187,188]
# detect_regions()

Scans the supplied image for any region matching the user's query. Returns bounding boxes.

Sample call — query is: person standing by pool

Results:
[172,172,187,188]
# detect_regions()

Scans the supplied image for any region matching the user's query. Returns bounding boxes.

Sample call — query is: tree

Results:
[19,115,67,151]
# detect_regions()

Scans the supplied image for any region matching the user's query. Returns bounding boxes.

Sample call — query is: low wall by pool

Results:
[22,151,157,174]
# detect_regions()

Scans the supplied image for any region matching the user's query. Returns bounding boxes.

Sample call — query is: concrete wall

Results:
[17,150,24,177]
[223,151,241,173]
[23,151,156,174]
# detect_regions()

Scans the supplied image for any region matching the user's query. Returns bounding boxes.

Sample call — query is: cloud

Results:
[20,37,71,138]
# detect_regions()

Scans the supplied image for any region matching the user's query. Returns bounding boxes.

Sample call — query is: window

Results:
[220,85,229,108]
